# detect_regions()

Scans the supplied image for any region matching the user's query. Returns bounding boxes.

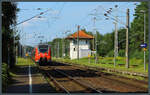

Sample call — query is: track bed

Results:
[38,61,148,93]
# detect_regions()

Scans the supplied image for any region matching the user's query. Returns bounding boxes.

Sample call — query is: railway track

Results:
[54,61,148,83]
[38,66,103,93]
[54,63,148,92]
[57,64,148,89]
[35,60,148,93]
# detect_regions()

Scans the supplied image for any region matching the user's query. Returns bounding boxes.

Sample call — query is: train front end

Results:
[35,44,51,65]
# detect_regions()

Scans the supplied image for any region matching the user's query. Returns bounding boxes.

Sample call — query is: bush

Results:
[106,50,114,57]
[118,49,125,57]
[129,58,143,65]
[64,55,70,59]
[2,63,10,91]
[130,50,149,62]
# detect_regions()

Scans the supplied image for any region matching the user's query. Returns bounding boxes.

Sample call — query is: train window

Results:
[39,45,48,53]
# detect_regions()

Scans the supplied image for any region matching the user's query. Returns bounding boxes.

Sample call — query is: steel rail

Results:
[54,68,103,93]
[38,67,71,95]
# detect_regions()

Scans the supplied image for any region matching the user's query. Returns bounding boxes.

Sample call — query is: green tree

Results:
[2,2,19,68]
[129,2,148,59]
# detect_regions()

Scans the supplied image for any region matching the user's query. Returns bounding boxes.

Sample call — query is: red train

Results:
[32,44,51,65]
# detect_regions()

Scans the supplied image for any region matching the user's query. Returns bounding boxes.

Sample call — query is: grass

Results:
[52,56,148,74]
[102,70,147,81]
[10,57,35,77]
[16,57,36,66]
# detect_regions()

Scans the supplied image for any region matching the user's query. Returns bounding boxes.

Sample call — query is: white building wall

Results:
[70,39,91,59]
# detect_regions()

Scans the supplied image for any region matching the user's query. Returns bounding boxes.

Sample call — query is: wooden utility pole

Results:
[126,8,129,68]
[77,25,80,60]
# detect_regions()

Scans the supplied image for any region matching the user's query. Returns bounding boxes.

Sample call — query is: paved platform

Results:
[4,66,56,93]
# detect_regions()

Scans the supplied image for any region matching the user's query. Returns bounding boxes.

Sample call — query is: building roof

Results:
[66,30,94,39]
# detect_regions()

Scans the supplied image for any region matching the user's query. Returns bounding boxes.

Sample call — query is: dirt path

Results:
[4,66,56,93]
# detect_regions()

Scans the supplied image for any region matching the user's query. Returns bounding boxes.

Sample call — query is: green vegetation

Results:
[2,63,12,92]
[16,57,35,66]
[53,57,148,74]
[2,2,19,68]
[48,38,70,58]
[102,70,147,81]
[2,3,19,91]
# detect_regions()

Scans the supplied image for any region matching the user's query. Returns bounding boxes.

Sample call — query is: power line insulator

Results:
[109,10,112,12]
[37,8,42,10]
[106,11,109,14]
[104,13,107,16]
[115,5,118,8]
[37,16,42,18]
[105,18,109,20]
[40,12,44,15]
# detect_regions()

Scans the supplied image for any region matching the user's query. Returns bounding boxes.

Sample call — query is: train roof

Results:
[35,44,51,48]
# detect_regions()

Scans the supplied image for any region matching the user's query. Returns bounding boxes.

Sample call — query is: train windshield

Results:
[39,45,48,53]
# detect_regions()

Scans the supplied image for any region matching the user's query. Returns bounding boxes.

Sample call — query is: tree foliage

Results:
[2,2,19,68]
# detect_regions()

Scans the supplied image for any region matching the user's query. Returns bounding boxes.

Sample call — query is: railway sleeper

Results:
[54,68,103,93]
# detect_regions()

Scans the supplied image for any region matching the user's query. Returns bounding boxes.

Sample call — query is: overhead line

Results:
[16,8,51,26]
[15,8,52,37]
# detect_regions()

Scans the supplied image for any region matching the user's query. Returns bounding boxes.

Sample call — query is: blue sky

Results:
[16,2,140,46]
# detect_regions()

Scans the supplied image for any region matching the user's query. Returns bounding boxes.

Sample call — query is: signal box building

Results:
[66,30,94,59]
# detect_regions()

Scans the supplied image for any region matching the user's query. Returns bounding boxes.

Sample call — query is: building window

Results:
[86,40,88,44]
[73,39,77,44]
[74,48,76,51]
